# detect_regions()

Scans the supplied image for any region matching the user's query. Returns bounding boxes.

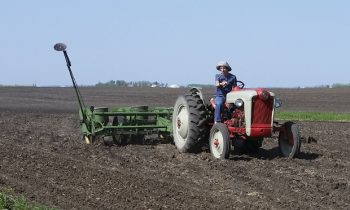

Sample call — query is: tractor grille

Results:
[251,96,273,125]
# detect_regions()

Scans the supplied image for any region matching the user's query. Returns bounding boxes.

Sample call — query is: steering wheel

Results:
[237,81,245,89]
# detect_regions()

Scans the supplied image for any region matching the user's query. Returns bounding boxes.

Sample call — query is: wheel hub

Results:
[211,131,223,157]
[176,106,189,139]
[213,139,219,147]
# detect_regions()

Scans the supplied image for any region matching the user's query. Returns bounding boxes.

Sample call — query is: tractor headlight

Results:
[274,98,282,108]
[235,98,244,108]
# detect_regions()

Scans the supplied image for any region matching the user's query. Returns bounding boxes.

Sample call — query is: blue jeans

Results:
[214,96,225,122]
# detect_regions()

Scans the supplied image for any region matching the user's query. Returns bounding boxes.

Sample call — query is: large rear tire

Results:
[278,121,301,158]
[209,123,231,159]
[172,90,208,153]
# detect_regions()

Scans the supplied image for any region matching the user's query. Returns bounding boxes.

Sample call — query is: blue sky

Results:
[1,0,349,87]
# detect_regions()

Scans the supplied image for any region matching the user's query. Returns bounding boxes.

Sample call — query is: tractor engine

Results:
[230,106,245,128]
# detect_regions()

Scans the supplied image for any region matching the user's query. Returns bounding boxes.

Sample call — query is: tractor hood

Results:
[226,89,275,103]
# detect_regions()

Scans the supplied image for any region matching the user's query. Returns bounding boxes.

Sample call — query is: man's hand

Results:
[220,81,228,87]
[215,80,228,87]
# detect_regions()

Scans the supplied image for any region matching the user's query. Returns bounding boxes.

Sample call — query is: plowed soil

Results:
[0,87,349,209]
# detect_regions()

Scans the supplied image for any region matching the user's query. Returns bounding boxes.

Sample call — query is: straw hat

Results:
[216,61,231,71]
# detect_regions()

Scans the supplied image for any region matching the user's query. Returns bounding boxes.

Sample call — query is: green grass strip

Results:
[275,111,350,122]
[0,188,56,210]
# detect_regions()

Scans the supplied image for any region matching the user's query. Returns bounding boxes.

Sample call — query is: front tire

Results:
[209,123,231,159]
[278,121,301,158]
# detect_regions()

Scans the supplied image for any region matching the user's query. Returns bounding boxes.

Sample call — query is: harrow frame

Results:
[54,43,173,144]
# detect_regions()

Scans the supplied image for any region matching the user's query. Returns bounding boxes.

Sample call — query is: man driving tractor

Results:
[214,61,238,123]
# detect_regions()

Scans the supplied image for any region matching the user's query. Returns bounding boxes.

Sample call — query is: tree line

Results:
[0,81,349,88]
[95,80,163,87]
[95,80,214,88]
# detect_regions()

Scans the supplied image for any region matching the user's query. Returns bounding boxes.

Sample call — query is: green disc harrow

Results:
[54,43,173,145]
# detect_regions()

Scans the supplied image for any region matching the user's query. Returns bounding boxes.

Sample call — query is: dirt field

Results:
[0,87,349,209]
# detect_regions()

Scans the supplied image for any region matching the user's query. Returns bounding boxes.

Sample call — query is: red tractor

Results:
[172,83,301,159]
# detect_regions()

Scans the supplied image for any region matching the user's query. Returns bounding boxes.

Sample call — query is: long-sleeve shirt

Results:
[215,73,237,96]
